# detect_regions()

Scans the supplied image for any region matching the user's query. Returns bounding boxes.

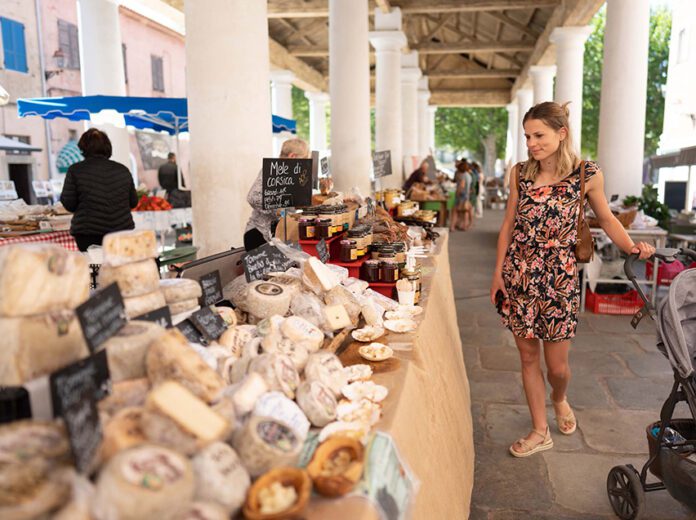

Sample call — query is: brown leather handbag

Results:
[575,161,595,263]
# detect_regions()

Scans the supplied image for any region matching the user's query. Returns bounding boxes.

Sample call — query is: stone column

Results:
[550,26,592,153]
[598,0,650,198]
[529,65,557,105]
[76,0,130,170]
[401,51,421,174]
[427,105,437,156]
[329,0,371,196]
[270,70,295,155]
[369,7,407,189]
[417,78,431,159]
[185,0,272,255]
[505,101,518,165]
[516,88,533,163]
[304,91,329,152]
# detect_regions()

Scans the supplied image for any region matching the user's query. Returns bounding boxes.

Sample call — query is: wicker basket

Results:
[587,208,638,229]
[243,467,312,520]
[306,436,365,497]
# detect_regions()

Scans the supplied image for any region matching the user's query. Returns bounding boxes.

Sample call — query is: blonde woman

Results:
[490,102,655,457]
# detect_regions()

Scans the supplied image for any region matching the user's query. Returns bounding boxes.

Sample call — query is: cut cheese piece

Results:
[246,281,291,319]
[123,290,167,319]
[146,329,225,403]
[94,444,194,520]
[0,312,88,386]
[169,298,200,316]
[0,244,89,316]
[231,373,269,415]
[98,260,160,298]
[233,416,302,477]
[100,320,165,382]
[303,256,340,292]
[304,352,348,397]
[325,285,361,324]
[159,278,202,303]
[296,381,338,427]
[99,378,150,417]
[280,316,323,351]
[142,382,229,456]
[101,407,147,461]
[102,229,158,266]
[343,277,369,295]
[323,304,352,331]
[192,442,250,514]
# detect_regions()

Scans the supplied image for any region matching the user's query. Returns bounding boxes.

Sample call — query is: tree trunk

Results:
[482,133,497,177]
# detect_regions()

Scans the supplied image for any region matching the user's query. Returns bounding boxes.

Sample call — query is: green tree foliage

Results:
[581,8,605,159]
[291,86,310,141]
[434,107,508,161]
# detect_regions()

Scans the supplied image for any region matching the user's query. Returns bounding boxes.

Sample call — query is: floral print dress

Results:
[498,161,598,341]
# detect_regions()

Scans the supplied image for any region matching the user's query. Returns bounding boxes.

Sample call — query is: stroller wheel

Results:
[607,465,645,520]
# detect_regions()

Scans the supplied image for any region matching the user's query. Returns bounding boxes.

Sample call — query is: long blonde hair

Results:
[521,101,579,181]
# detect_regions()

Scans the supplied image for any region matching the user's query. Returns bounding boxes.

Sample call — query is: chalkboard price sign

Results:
[373,150,392,179]
[76,283,127,353]
[176,319,205,344]
[243,243,296,282]
[190,306,227,342]
[200,270,223,306]
[317,238,330,263]
[320,156,329,177]
[261,158,313,210]
[135,306,173,329]
[50,350,111,417]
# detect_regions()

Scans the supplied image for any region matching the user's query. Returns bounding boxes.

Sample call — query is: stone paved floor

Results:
[450,210,696,520]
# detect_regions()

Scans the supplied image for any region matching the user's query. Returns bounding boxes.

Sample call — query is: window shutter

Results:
[69,23,79,69]
[1,17,28,73]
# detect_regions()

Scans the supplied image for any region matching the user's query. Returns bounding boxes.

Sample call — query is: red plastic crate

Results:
[299,231,345,260]
[328,256,367,279]
[585,289,643,315]
[646,260,685,287]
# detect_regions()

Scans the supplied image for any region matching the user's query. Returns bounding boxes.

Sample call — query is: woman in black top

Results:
[60,129,138,251]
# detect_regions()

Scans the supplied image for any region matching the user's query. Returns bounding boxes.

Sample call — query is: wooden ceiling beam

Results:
[484,11,541,39]
[269,37,327,92]
[430,88,510,107]
[414,40,535,54]
[423,68,520,79]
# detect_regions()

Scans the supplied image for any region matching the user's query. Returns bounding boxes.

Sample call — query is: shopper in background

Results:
[244,138,309,251]
[472,161,484,218]
[403,160,430,193]
[158,152,178,195]
[60,128,138,251]
[454,160,474,231]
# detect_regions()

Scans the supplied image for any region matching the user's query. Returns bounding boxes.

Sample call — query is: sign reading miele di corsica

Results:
[261,158,313,210]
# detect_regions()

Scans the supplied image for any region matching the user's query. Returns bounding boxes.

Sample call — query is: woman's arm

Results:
[490,165,519,303]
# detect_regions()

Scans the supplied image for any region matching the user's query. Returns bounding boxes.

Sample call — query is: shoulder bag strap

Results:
[578,160,587,226]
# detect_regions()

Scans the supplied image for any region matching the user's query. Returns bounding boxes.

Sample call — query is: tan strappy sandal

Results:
[552,397,577,435]
[509,426,553,458]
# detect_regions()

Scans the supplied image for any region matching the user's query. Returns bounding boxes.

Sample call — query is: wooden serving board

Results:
[338,341,401,375]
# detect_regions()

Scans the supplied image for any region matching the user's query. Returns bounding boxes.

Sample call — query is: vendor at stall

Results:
[403,160,431,193]
[60,128,138,251]
[243,138,309,251]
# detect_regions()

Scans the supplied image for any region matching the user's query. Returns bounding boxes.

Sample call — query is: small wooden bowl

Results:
[306,436,365,497]
[243,467,312,520]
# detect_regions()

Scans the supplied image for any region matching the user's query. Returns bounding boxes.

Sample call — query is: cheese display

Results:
[281,315,324,351]
[231,373,270,416]
[142,381,229,455]
[0,467,72,520]
[192,442,250,514]
[323,304,352,331]
[147,329,225,403]
[233,416,302,477]
[324,285,361,324]
[304,352,348,397]
[101,229,158,266]
[247,353,300,399]
[123,289,167,319]
[296,381,338,427]
[0,311,89,385]
[169,298,200,316]
[101,407,147,460]
[99,378,150,416]
[217,324,256,359]
[246,281,291,319]
[360,298,385,327]
[0,244,89,316]
[98,259,160,298]
[303,256,340,293]
[93,444,195,520]
[100,320,165,382]
[342,381,389,403]
[159,277,203,303]
[277,340,309,371]
[253,392,311,441]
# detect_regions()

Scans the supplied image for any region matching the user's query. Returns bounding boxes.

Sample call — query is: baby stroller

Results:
[607,247,696,520]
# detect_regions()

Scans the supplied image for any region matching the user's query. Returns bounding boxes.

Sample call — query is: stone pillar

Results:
[550,26,592,153]
[598,0,650,198]
[76,0,130,170]
[401,51,421,174]
[304,91,329,152]
[270,70,295,155]
[506,101,518,165]
[428,105,437,155]
[417,78,431,159]
[329,0,371,196]
[369,8,407,189]
[529,65,557,105]
[516,89,533,163]
[185,0,272,255]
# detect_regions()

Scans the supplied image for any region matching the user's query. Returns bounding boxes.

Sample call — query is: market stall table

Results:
[0,229,78,251]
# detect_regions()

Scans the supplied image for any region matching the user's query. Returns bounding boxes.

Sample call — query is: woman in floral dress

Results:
[490,102,655,457]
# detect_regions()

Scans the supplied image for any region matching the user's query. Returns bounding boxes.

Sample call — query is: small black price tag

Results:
[200,270,223,307]
[189,306,227,342]
[176,319,205,344]
[76,283,127,353]
[50,350,111,417]
[372,150,392,178]
[243,243,296,282]
[317,238,330,263]
[135,306,173,329]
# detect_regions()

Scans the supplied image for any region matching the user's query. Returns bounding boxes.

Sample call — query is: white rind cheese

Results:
[304,352,348,397]
[169,298,200,316]
[303,256,340,293]
[159,278,203,303]
[323,304,352,331]
[98,260,160,298]
[231,373,269,416]
[246,282,291,319]
[233,416,302,478]
[247,353,299,400]
[192,442,250,514]
[102,229,158,266]
[123,290,167,319]
[280,316,324,352]
[253,391,310,441]
[296,381,339,427]
[101,320,165,382]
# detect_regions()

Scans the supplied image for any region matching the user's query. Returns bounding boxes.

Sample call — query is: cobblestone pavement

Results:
[450,210,696,520]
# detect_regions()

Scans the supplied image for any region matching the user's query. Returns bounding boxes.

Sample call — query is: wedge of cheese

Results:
[102,229,158,266]
[303,256,340,293]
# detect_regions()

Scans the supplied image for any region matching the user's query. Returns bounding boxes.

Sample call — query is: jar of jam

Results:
[340,240,358,262]
[392,242,407,266]
[317,218,332,239]
[402,266,422,303]
[361,259,380,282]
[377,247,396,261]
[347,230,364,257]
[298,218,316,240]
[380,259,399,283]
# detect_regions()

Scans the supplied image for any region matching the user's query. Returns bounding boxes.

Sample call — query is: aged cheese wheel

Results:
[102,229,158,266]
[94,444,195,520]
[101,407,147,461]
[0,244,89,317]
[217,325,257,359]
[253,391,310,441]
[177,502,229,520]
[99,378,150,417]
[101,320,165,382]
[146,329,225,403]
[296,381,338,427]
[0,467,71,520]
[246,281,291,319]
[169,298,200,316]
[0,312,88,386]
[304,352,348,397]
[247,353,300,400]
[192,442,250,514]
[123,290,167,319]
[98,260,160,298]
[233,416,302,477]
[159,278,203,303]
[280,316,324,352]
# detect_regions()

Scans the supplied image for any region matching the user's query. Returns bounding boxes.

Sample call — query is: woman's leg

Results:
[449,208,457,232]
[544,339,575,428]
[515,336,548,435]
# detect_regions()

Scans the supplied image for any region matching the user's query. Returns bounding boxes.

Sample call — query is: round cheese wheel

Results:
[159,278,202,303]
[246,282,291,320]
[98,260,160,298]
[253,391,310,441]
[102,229,158,266]
[233,416,302,478]
[94,445,195,520]
[248,353,300,400]
[101,320,165,382]
[280,316,324,352]
[277,340,309,371]
[215,306,237,327]
[304,352,348,397]
[296,381,338,427]
[192,442,250,514]
[123,290,167,319]
[217,325,257,359]
[0,467,71,520]
[169,298,200,316]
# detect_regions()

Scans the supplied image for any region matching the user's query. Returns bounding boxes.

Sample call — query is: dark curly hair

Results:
[77,128,112,158]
